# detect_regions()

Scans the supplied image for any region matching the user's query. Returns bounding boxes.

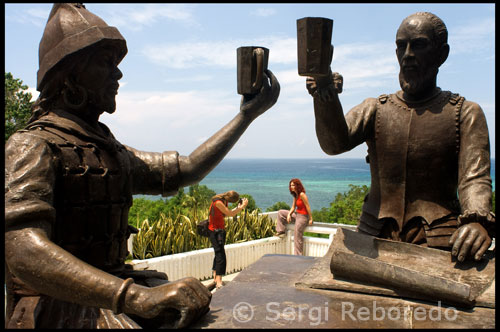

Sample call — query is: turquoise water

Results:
[199,158,371,211]
[137,158,495,212]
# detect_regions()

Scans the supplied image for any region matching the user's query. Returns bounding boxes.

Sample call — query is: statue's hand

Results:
[332,72,343,93]
[240,69,280,121]
[125,277,211,328]
[306,70,343,102]
[449,222,491,262]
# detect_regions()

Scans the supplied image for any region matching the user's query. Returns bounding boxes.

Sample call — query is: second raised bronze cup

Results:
[297,17,333,77]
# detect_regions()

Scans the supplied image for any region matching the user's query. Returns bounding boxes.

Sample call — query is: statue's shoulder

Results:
[5,126,61,161]
[8,121,58,145]
[376,94,391,104]
[19,119,71,146]
[355,96,380,109]
[444,91,484,114]
[445,91,465,105]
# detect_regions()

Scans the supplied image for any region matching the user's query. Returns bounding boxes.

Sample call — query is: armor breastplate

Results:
[363,91,464,227]
[28,124,133,272]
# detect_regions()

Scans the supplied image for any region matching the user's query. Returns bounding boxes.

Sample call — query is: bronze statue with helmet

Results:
[4,3,280,328]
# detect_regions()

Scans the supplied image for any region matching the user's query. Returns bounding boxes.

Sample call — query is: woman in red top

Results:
[208,190,248,289]
[275,178,313,255]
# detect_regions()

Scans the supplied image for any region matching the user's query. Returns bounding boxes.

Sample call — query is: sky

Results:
[5,3,495,159]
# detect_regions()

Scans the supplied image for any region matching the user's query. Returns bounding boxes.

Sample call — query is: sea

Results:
[137,158,495,212]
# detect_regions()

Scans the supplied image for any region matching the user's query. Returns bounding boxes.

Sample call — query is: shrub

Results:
[266,201,291,212]
[132,209,274,259]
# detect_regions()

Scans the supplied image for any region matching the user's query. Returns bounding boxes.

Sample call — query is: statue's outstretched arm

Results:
[307,70,350,155]
[178,70,280,186]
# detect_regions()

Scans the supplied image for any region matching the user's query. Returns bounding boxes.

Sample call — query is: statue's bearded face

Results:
[77,47,122,115]
[396,17,441,98]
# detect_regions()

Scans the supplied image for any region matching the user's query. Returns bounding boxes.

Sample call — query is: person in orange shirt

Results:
[208,191,248,289]
[275,178,313,255]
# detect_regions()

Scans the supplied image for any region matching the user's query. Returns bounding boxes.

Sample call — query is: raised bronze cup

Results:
[297,17,333,77]
[237,46,269,95]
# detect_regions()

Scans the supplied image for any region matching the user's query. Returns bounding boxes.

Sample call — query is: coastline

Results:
[135,158,495,211]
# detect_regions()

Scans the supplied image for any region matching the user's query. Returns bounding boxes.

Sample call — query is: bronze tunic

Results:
[5,109,181,327]
[328,90,493,246]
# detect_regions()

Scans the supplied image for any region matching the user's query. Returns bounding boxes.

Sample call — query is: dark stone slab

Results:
[193,254,495,328]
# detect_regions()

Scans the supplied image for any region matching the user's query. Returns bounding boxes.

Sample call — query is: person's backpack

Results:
[196,201,215,237]
[196,218,210,237]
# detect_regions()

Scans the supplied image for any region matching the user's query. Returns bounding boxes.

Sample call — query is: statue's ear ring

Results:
[63,79,88,110]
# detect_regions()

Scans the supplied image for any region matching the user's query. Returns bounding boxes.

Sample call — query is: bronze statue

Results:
[306,12,494,262]
[4,3,280,329]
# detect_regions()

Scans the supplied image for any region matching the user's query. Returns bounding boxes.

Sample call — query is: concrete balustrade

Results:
[128,213,357,281]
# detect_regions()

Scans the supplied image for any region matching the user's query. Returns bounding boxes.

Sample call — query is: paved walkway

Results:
[201,272,240,292]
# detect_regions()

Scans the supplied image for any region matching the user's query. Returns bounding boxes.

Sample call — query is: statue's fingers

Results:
[469,235,484,261]
[451,227,468,259]
[474,237,492,261]
[265,69,280,101]
[457,230,476,262]
[448,228,459,246]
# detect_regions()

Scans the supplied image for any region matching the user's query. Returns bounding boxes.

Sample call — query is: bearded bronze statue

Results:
[4,3,280,329]
[306,12,494,261]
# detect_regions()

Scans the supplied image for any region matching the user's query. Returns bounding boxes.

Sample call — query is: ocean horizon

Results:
[136,158,495,212]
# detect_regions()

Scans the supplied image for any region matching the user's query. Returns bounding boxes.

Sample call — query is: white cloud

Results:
[449,18,495,54]
[141,35,297,69]
[141,37,398,90]
[26,8,50,21]
[143,41,239,69]
[251,8,277,17]
[108,88,237,130]
[101,88,243,153]
[163,75,213,84]
[6,6,49,27]
[103,4,198,31]
[28,88,40,102]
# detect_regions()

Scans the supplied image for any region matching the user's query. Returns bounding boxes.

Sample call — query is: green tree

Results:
[229,193,259,213]
[164,187,186,216]
[128,198,172,228]
[312,207,330,224]
[326,184,369,225]
[129,185,217,227]
[182,184,216,220]
[266,201,290,212]
[5,72,34,142]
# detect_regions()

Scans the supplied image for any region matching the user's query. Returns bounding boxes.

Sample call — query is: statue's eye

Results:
[412,39,428,49]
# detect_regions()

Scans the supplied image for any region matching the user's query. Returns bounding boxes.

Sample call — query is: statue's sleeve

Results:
[313,96,377,155]
[124,145,181,197]
[457,100,495,232]
[5,133,56,233]
[343,98,378,150]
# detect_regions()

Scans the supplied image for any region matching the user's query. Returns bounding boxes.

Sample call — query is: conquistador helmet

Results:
[37,3,128,91]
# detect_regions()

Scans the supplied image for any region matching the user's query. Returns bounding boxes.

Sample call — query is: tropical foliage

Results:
[266,201,291,212]
[5,72,34,142]
[132,209,274,260]
[312,184,369,225]
[130,184,275,259]
[128,185,216,228]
